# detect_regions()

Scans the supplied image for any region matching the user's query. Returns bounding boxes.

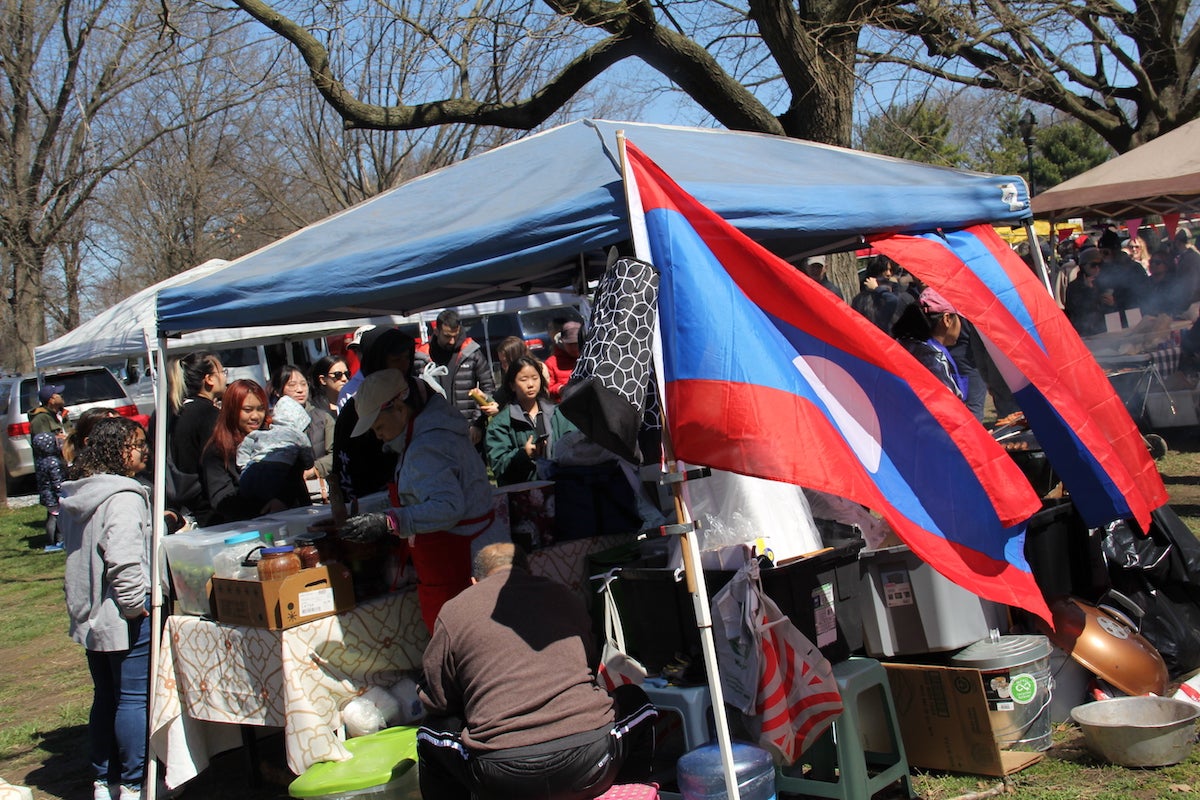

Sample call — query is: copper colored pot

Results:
[1035,596,1168,697]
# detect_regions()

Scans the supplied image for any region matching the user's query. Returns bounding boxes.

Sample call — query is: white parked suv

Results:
[2,367,148,490]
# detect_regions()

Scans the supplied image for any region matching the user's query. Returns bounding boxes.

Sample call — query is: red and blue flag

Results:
[624,142,1050,623]
[870,227,1167,532]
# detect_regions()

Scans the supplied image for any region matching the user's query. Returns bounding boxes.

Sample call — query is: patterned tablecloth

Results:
[149,590,428,786]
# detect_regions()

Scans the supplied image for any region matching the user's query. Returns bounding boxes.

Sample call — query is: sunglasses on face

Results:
[326,371,350,380]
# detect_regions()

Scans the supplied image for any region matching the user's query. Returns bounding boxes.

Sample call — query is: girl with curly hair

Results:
[59,416,154,799]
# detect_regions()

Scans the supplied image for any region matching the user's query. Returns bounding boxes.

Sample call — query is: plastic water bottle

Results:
[677,741,776,800]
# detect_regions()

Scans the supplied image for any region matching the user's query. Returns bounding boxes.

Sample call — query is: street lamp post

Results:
[1016,108,1053,277]
[1018,109,1037,196]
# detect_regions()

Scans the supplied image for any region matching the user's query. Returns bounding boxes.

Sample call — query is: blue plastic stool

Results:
[642,680,714,753]
[775,657,914,800]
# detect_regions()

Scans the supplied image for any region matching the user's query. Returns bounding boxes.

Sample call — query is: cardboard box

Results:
[211,564,355,629]
[885,663,1043,777]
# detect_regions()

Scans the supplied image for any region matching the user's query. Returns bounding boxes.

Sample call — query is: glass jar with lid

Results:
[256,545,302,581]
[293,532,333,570]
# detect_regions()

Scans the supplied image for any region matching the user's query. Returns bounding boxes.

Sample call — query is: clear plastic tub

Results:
[164,528,251,615]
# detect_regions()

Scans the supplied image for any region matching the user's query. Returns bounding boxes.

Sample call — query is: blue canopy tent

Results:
[156,120,1032,333]
[147,120,1035,799]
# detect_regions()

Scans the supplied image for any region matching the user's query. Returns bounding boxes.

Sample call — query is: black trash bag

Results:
[1151,505,1200,591]
[1100,508,1200,678]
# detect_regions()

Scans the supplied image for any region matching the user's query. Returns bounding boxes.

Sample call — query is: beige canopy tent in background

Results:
[1031,117,1200,219]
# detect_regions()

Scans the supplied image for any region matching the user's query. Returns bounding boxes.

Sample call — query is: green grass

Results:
[0,506,71,644]
[0,504,92,775]
[0,723,39,761]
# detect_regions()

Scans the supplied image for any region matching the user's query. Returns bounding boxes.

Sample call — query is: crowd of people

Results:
[1058,224,1200,336]
[822,222,1200,423]
[40,222,1197,800]
[38,301,646,799]
[839,253,1003,421]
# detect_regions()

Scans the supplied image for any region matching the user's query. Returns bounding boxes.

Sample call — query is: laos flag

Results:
[623,142,1051,624]
[869,227,1167,533]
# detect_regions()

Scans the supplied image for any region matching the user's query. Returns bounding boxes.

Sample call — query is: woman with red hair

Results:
[197,379,311,526]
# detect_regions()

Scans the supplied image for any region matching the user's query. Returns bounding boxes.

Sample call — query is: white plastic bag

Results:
[596,580,647,691]
[342,686,401,737]
[388,677,426,724]
[711,560,761,714]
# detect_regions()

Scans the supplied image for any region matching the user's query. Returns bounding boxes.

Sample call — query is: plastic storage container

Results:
[952,633,1053,752]
[677,741,776,800]
[164,527,259,615]
[858,544,1008,657]
[289,726,420,799]
[213,532,264,579]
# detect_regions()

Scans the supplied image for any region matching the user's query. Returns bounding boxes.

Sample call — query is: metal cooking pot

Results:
[1071,696,1200,767]
[1035,596,1169,697]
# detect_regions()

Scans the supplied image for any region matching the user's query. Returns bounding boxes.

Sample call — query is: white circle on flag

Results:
[792,355,884,472]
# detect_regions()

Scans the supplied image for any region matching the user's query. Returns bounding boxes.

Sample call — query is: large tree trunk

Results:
[783,32,861,296]
[777,36,857,147]
[8,240,47,372]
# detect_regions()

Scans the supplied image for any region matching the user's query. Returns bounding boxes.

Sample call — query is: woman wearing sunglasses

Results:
[307,357,351,502]
[311,355,351,416]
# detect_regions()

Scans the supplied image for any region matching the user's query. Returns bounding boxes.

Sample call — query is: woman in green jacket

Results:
[486,355,575,485]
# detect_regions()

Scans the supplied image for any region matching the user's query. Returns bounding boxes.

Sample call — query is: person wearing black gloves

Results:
[340,368,494,631]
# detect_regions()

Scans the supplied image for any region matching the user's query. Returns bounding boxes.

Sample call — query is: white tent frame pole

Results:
[1024,218,1054,295]
[618,130,743,800]
[144,334,170,800]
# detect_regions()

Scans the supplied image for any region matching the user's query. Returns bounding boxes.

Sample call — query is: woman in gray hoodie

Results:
[59,416,153,800]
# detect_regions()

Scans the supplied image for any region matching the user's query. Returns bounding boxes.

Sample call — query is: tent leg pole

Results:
[145,336,171,800]
[1024,219,1053,295]
[619,128,741,799]
[668,477,743,800]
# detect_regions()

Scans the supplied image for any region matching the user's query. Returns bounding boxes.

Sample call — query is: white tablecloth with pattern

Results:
[149,590,428,787]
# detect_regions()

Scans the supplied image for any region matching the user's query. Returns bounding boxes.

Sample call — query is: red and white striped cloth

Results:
[754,594,843,763]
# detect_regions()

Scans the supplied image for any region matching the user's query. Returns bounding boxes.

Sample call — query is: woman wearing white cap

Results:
[340,368,494,631]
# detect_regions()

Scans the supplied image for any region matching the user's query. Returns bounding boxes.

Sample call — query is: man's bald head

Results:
[472,543,529,580]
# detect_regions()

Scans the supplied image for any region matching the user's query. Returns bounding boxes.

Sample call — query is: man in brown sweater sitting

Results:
[417,543,657,800]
